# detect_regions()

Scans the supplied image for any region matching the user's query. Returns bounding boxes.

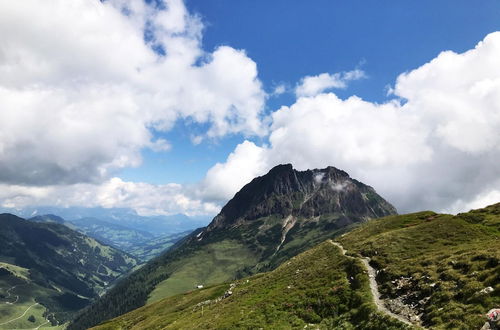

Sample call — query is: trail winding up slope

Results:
[329,240,415,327]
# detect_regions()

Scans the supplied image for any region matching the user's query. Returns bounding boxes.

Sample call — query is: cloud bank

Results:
[0,0,266,186]
[202,32,500,214]
[0,178,219,216]
[1,1,499,216]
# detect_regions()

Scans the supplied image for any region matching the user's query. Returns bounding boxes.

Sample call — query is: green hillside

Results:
[92,241,409,330]
[0,213,138,327]
[338,203,500,329]
[87,203,499,329]
[30,215,192,262]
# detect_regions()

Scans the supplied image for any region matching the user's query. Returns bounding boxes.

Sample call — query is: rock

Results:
[479,287,494,295]
[206,164,397,231]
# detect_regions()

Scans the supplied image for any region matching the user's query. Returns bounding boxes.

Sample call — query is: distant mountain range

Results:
[69,164,397,329]
[0,206,210,262]
[1,206,210,236]
[0,214,138,326]
[29,214,191,262]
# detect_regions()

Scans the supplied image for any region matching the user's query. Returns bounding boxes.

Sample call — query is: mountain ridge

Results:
[206,164,396,233]
[69,163,397,329]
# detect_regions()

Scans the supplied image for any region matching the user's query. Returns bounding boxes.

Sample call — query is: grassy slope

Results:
[338,204,500,329]
[147,240,258,303]
[0,274,64,329]
[93,241,410,330]
[0,214,139,325]
[145,214,358,305]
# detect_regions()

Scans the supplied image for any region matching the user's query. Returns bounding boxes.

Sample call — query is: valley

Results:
[29,212,203,262]
[0,214,139,327]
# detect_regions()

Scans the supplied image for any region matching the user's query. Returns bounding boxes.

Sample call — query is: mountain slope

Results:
[30,214,192,262]
[69,164,396,329]
[338,203,500,329]
[92,241,410,330]
[88,203,498,329]
[0,214,138,326]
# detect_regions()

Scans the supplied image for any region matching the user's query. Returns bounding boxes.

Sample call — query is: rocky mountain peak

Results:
[206,164,397,231]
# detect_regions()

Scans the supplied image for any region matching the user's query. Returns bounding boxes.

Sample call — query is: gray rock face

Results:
[208,164,397,231]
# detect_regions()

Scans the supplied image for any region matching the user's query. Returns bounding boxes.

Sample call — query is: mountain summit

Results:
[207,164,396,232]
[69,164,396,329]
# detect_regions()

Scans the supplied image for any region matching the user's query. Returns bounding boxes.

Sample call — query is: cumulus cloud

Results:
[197,141,269,202]
[2,1,499,217]
[446,190,500,214]
[295,69,366,97]
[0,177,219,216]
[201,32,500,214]
[0,0,266,186]
[272,84,287,96]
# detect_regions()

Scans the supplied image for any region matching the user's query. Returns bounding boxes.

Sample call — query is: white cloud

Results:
[446,190,500,214]
[201,32,500,214]
[197,141,270,202]
[1,1,499,217]
[0,0,266,186]
[0,178,220,216]
[149,138,172,152]
[295,69,366,97]
[272,84,287,96]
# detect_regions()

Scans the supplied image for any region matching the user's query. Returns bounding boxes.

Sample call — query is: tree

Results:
[28,315,36,322]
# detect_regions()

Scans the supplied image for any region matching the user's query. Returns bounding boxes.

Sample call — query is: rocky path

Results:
[328,240,415,327]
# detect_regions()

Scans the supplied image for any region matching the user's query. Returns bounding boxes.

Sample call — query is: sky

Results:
[1,0,500,217]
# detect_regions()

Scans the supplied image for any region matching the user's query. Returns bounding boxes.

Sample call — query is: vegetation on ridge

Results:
[339,203,500,329]
[92,241,410,329]
[86,203,500,329]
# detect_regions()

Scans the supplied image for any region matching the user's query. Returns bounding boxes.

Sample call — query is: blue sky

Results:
[121,0,500,185]
[1,0,500,216]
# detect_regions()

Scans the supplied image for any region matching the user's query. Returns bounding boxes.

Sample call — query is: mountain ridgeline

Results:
[206,163,396,230]
[70,164,397,329]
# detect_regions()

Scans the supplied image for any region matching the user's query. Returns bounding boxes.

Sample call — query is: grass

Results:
[93,241,411,330]
[0,213,139,326]
[68,210,386,329]
[0,276,67,329]
[338,204,500,329]
[147,240,258,303]
[0,262,29,281]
